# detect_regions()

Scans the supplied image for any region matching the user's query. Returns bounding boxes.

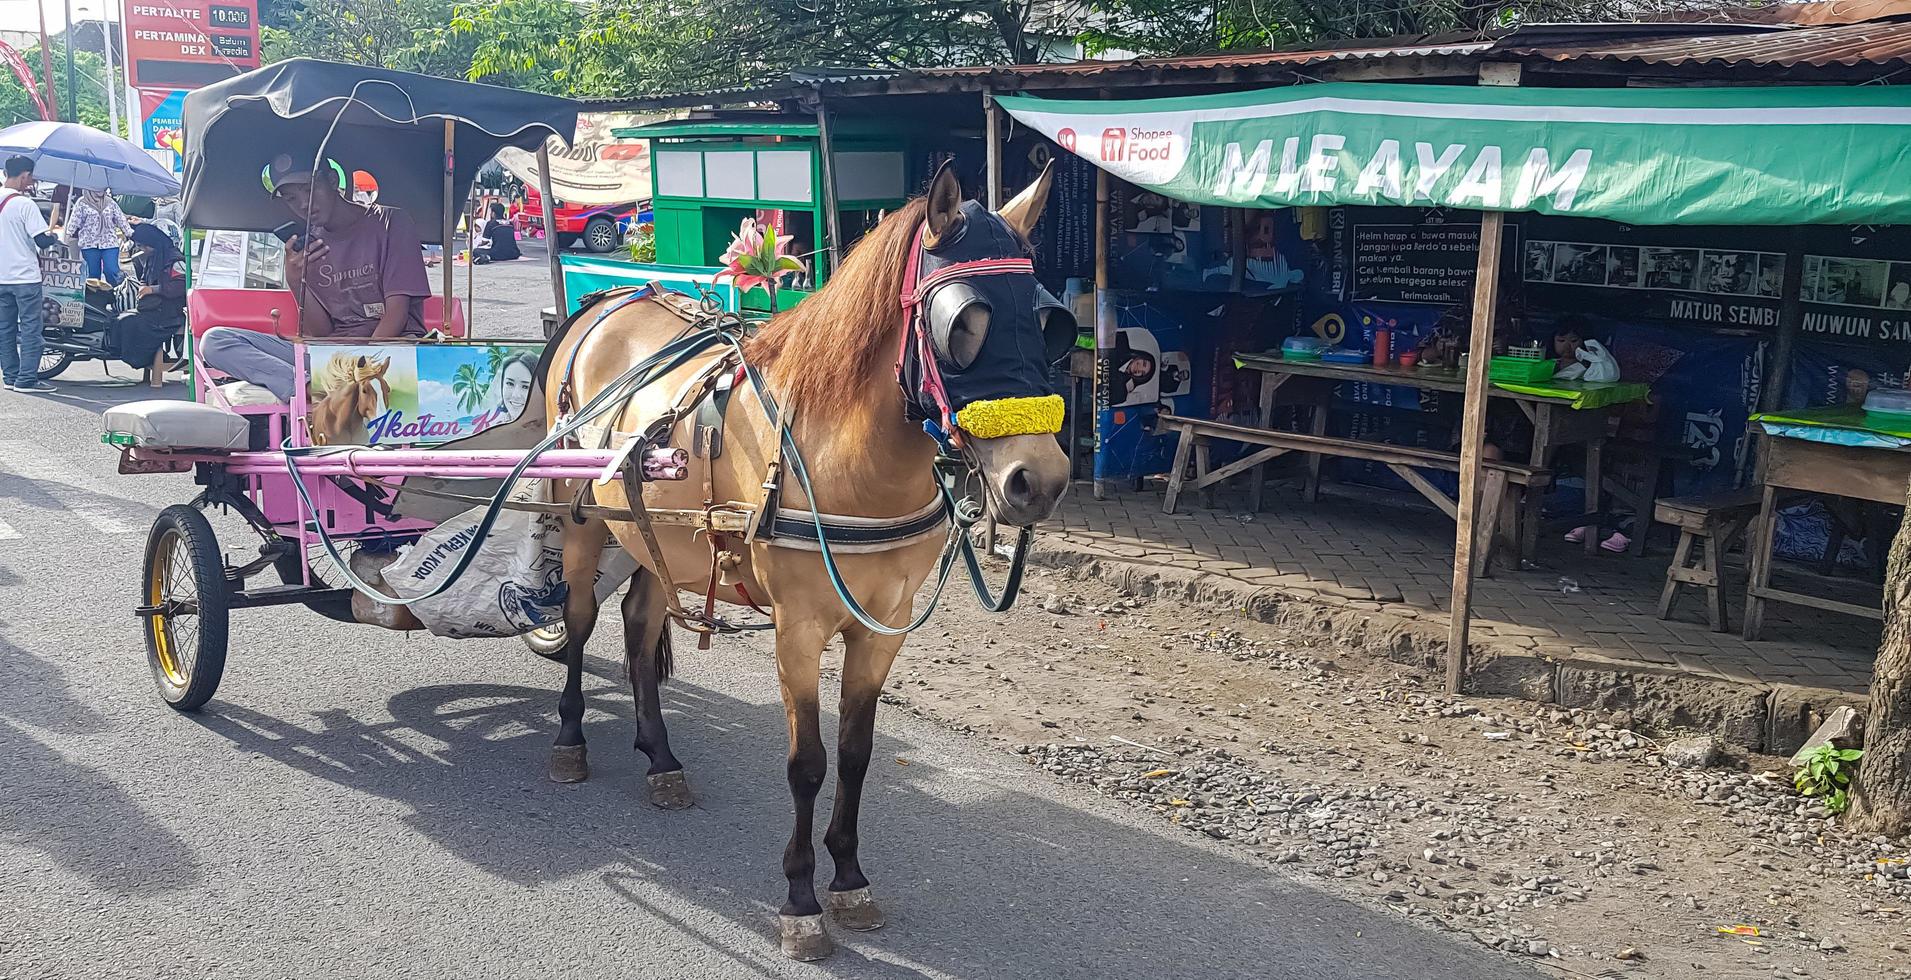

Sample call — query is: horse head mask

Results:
[898,161,1072,526]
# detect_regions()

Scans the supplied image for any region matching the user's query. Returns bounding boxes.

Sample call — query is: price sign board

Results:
[122,0,260,89]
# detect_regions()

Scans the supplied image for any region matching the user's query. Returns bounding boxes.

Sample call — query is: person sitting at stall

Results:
[198,155,433,401]
[109,222,188,372]
[470,202,520,264]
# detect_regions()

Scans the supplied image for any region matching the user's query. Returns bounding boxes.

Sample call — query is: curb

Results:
[1030,544,1868,756]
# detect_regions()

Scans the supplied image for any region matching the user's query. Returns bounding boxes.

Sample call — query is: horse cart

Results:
[107,57,1079,964]
[106,61,590,709]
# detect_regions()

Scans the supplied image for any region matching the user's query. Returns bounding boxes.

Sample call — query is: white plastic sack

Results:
[349,549,423,631]
[385,479,639,639]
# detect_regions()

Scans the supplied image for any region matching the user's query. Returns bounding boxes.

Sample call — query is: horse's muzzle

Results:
[970,433,1070,527]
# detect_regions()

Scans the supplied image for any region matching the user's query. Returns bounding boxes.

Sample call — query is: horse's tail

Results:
[654,623,675,683]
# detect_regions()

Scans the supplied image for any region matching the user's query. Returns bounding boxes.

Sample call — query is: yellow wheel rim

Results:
[148,530,193,688]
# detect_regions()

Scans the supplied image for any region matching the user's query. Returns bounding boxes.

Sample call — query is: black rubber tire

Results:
[142,505,230,712]
[37,349,72,379]
[583,217,619,253]
[522,622,567,661]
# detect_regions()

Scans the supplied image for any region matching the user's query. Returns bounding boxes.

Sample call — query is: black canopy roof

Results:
[181,59,582,241]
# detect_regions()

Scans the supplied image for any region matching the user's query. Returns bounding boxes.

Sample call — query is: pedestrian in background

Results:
[66,188,132,285]
[0,155,57,392]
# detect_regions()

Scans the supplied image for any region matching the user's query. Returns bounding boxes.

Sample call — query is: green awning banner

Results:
[996,83,1911,226]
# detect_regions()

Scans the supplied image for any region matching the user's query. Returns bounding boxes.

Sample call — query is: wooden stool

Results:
[1654,488,1762,632]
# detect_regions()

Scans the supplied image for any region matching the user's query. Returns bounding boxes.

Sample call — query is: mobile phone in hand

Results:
[272,220,308,251]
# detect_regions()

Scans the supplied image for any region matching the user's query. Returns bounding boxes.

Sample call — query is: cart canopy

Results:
[181,59,583,241]
[999,82,1911,226]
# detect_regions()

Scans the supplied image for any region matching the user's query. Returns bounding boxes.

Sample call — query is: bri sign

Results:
[997,83,1911,227]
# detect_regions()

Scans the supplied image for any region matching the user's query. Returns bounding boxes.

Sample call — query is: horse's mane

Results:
[745,198,926,417]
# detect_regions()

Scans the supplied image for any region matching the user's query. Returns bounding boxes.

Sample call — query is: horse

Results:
[541,163,1071,960]
[309,354,391,445]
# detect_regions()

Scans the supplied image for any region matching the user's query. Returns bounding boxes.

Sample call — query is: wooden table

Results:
[1233,353,1649,560]
[1742,409,1910,640]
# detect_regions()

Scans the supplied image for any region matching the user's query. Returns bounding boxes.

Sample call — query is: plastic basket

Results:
[1488,356,1557,384]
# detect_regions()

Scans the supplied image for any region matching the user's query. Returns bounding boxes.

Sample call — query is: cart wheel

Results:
[142,505,230,711]
[38,349,72,379]
[522,622,567,661]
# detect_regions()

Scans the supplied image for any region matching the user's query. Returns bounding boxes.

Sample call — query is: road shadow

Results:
[0,718,204,894]
[0,630,111,735]
[191,656,1537,980]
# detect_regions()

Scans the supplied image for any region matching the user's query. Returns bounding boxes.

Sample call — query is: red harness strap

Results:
[894,223,1035,433]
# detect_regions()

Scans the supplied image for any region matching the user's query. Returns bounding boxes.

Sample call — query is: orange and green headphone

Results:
[260,158,349,196]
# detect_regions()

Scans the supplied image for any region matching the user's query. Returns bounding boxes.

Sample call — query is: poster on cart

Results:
[305,342,543,446]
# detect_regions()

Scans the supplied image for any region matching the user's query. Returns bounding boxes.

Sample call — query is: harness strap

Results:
[557,284,654,415]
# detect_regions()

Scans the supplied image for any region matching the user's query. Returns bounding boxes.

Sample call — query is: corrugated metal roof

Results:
[1508,19,1911,68]
[584,13,1911,109]
[1640,0,1911,28]
[582,33,1496,107]
[898,35,1495,78]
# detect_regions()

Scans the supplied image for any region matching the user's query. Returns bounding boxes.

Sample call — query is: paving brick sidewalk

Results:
[1043,483,1879,695]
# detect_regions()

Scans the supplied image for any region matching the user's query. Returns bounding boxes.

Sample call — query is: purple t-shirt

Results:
[305,205,431,338]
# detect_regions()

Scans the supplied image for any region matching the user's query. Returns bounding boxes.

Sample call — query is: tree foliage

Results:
[156,0,1701,102]
[0,42,117,133]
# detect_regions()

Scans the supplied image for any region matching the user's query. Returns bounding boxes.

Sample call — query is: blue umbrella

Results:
[0,120,181,196]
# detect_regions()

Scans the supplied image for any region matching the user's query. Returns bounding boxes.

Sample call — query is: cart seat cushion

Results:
[104,400,250,451]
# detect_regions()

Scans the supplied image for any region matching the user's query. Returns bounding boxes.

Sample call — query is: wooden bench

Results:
[1653,487,1763,632]
[1158,414,1549,574]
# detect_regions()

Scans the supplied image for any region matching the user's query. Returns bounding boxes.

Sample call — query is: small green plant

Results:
[1794,744,1863,814]
[627,222,656,264]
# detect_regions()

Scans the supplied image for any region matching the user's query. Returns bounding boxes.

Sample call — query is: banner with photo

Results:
[1520,218,1911,352]
[304,342,544,446]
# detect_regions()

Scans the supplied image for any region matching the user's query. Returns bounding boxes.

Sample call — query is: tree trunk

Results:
[1848,479,1911,834]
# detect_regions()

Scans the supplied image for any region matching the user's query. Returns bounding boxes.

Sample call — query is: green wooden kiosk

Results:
[554,116,916,317]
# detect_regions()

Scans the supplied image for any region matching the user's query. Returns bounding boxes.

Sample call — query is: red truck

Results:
[520,187,647,253]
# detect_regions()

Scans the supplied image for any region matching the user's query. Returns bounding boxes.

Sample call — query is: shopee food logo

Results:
[1090,123,1186,182]
[1057,128,1076,152]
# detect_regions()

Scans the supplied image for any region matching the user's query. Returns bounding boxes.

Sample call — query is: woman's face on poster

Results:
[501,361,534,418]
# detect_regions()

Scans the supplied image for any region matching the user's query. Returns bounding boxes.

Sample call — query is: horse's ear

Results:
[998,158,1054,242]
[923,160,964,249]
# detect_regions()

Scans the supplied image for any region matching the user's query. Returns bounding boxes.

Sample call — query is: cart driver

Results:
[198,154,433,401]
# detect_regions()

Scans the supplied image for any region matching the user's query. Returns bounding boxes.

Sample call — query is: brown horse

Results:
[309,354,391,445]
[541,164,1070,960]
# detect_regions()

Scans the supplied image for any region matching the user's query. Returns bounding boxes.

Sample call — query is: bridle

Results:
[895,220,1036,444]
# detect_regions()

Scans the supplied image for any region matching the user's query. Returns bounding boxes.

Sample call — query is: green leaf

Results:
[774,255,805,273]
[1836,748,1864,762]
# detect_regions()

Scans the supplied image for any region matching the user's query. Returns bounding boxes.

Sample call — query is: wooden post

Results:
[1229,208,1247,292]
[984,87,1002,209]
[814,101,844,275]
[536,143,565,316]
[1761,227,1808,412]
[1447,209,1507,693]
[440,119,455,321]
[1091,100,1113,501]
[465,188,476,334]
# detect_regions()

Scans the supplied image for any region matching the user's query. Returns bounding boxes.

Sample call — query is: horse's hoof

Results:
[647,770,693,809]
[826,886,886,932]
[549,745,589,784]
[779,913,834,961]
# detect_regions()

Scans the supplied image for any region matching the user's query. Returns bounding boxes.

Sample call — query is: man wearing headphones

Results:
[198,154,432,400]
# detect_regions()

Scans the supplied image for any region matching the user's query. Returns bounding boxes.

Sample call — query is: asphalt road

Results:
[0,243,1537,980]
